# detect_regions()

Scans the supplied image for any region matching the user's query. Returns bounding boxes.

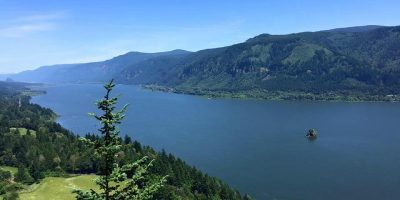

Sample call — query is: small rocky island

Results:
[306,128,317,139]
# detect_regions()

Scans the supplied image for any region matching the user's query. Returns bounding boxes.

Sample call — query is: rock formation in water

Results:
[306,128,317,138]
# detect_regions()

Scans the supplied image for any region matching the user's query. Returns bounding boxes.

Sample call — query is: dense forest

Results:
[0,81,248,199]
[10,25,400,101]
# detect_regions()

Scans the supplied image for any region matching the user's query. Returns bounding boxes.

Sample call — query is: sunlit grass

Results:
[0,166,17,175]
[19,175,98,200]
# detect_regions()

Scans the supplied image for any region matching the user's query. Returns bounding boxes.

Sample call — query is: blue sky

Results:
[0,0,399,73]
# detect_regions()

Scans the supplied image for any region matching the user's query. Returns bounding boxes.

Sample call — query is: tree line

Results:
[0,81,250,199]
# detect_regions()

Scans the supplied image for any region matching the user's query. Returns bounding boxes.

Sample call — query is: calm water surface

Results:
[32,84,400,200]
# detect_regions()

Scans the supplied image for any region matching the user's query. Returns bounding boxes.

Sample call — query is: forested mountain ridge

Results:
[0,81,245,199]
[324,25,384,33]
[150,26,400,96]
[10,25,400,101]
[11,49,191,84]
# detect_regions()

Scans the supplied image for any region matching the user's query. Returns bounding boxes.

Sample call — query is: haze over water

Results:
[32,84,400,200]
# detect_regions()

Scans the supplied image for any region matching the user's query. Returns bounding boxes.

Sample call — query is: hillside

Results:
[0,81,245,199]
[11,25,400,101]
[147,26,400,97]
[11,50,190,84]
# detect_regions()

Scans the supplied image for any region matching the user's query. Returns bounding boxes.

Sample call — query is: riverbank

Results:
[143,84,400,102]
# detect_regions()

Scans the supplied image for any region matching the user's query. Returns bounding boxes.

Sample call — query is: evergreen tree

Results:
[123,135,132,145]
[3,190,19,200]
[243,194,253,200]
[74,80,166,200]
[0,169,11,182]
[0,81,245,199]
[30,158,44,181]
[14,165,34,184]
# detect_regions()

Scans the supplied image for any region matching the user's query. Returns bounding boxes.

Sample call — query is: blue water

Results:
[32,84,400,200]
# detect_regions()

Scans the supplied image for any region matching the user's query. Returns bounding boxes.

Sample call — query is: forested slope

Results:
[10,25,400,101]
[0,81,245,199]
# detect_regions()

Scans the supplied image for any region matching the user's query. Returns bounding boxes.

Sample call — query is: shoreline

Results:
[143,84,400,103]
[23,81,400,103]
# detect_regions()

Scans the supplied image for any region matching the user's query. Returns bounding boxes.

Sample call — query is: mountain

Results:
[11,49,191,83]
[0,74,13,81]
[12,25,400,100]
[324,25,385,33]
[121,26,400,98]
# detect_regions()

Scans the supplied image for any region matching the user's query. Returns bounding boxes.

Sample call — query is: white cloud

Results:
[15,12,67,22]
[0,11,66,38]
[0,22,56,37]
[0,15,249,73]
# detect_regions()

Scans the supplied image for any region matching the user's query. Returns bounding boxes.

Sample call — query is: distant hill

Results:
[324,25,385,33]
[12,25,400,100]
[130,25,400,98]
[11,49,191,83]
[0,74,13,81]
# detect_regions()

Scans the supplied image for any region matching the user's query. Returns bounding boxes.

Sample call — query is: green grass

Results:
[19,175,98,200]
[0,166,18,175]
[18,128,27,135]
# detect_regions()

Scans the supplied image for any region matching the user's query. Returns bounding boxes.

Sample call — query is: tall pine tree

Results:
[74,80,166,200]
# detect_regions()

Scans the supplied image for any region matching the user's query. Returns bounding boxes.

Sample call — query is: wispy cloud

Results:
[0,23,56,37]
[15,12,67,22]
[0,11,66,38]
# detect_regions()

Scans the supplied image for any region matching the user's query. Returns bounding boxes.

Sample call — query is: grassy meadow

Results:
[0,166,17,175]
[19,175,98,200]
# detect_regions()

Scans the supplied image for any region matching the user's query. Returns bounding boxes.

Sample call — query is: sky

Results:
[0,0,399,74]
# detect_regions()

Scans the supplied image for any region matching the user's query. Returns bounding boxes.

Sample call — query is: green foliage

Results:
[74,80,166,200]
[0,169,12,182]
[15,166,34,184]
[12,26,400,101]
[0,81,245,199]
[243,194,253,200]
[0,169,12,196]
[2,190,19,200]
[114,26,400,101]
[0,166,21,198]
[0,183,22,199]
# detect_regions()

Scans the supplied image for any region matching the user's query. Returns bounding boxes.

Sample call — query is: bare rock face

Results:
[306,129,317,139]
